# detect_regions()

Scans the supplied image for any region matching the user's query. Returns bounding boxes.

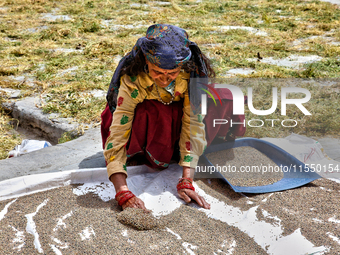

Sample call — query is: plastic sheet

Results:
[0,168,108,201]
[9,139,52,158]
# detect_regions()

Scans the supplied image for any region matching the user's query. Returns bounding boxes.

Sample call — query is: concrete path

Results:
[3,97,79,144]
[0,128,105,182]
[1,94,106,182]
[317,137,340,161]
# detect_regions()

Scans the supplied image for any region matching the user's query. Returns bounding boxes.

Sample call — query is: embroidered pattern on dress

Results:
[131,89,139,98]
[126,150,142,158]
[123,129,131,138]
[185,141,191,151]
[120,115,128,125]
[107,143,113,150]
[117,96,124,106]
[183,155,193,162]
[146,150,169,167]
[197,114,203,123]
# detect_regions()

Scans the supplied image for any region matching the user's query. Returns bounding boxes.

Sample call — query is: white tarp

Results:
[1,134,339,255]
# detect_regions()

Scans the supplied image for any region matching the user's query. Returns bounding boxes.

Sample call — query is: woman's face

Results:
[146,60,181,88]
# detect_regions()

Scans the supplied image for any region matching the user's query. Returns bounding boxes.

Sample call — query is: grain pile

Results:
[116,208,163,230]
[0,184,266,254]
[197,177,340,254]
[2,155,340,255]
[1,176,340,254]
[206,146,284,186]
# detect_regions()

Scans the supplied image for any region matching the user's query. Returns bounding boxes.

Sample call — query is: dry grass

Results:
[241,79,340,138]
[0,99,22,159]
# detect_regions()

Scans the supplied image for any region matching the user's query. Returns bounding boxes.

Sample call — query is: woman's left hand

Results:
[179,166,210,209]
[178,189,211,209]
[122,196,151,213]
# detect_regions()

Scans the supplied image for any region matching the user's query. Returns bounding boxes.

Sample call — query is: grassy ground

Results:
[0,92,22,159]
[0,0,340,159]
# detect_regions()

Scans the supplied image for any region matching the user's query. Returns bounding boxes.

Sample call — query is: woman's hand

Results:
[122,196,150,213]
[110,173,151,213]
[178,188,210,209]
[178,166,211,209]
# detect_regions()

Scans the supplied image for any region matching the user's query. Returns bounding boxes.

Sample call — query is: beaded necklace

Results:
[156,80,176,105]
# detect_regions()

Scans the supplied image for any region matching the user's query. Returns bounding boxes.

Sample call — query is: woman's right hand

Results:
[110,173,150,212]
[122,196,150,213]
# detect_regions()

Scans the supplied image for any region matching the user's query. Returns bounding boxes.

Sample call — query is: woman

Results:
[101,24,246,211]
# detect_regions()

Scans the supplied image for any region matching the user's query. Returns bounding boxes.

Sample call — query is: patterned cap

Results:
[137,24,192,70]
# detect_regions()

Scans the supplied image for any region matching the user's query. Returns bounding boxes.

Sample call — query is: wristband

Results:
[177,182,195,192]
[178,177,193,184]
[115,190,128,200]
[115,190,136,206]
